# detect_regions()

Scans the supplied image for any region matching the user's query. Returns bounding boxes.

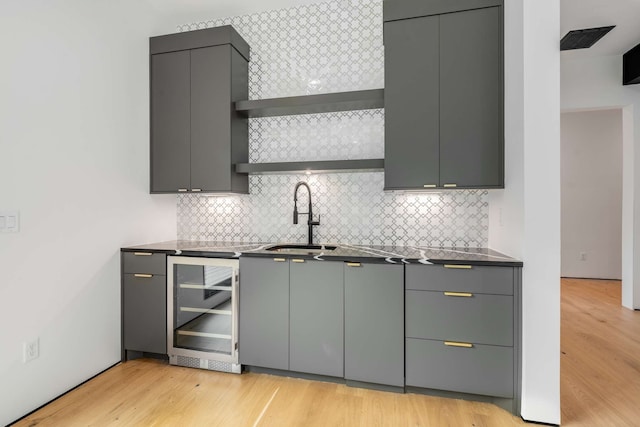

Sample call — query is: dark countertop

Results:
[122,240,523,267]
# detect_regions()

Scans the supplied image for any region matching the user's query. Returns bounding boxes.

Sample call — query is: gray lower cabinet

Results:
[239,257,404,387]
[405,338,514,398]
[238,257,290,370]
[405,263,520,402]
[121,252,167,357]
[289,260,344,377]
[344,262,404,387]
[150,26,249,194]
[383,1,504,189]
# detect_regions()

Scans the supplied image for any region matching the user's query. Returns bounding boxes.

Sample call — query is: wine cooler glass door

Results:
[168,257,238,364]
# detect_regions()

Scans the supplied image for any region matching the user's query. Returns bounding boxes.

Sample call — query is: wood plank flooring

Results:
[13,279,640,426]
[560,278,640,426]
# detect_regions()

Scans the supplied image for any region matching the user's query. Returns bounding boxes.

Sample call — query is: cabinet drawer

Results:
[406,338,513,398]
[406,290,512,346]
[123,274,167,354]
[123,252,166,275]
[406,264,513,295]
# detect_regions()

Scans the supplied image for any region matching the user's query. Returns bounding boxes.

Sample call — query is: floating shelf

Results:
[235,89,384,118]
[235,159,384,174]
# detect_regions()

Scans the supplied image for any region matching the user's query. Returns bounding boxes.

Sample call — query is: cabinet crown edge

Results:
[150,25,250,61]
[383,0,503,23]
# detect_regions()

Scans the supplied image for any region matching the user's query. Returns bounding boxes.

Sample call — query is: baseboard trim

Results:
[8,361,121,426]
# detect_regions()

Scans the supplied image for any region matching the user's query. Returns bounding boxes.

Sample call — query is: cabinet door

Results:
[190,46,232,192]
[238,257,290,370]
[150,50,191,193]
[289,260,344,377]
[344,263,404,386]
[384,16,440,190]
[123,274,167,354]
[439,7,503,188]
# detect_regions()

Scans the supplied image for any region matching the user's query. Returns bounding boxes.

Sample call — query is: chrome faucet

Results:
[293,181,320,245]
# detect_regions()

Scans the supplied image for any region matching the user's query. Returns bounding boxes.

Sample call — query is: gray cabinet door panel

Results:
[384,16,440,189]
[345,263,404,386]
[439,7,503,187]
[230,48,249,194]
[406,290,513,346]
[406,338,513,398]
[123,274,167,354]
[406,264,513,295]
[238,258,290,370]
[289,260,344,377]
[150,50,191,193]
[122,252,166,275]
[190,45,232,191]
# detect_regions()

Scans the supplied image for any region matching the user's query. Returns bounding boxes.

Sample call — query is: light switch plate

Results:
[0,211,20,233]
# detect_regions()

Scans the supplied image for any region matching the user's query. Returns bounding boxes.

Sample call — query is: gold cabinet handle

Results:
[346,262,361,267]
[273,258,286,262]
[134,274,153,278]
[444,341,473,348]
[133,252,153,256]
[192,188,202,192]
[443,264,472,270]
[423,184,437,188]
[444,292,473,297]
[178,188,188,192]
[292,259,305,263]
[443,184,457,188]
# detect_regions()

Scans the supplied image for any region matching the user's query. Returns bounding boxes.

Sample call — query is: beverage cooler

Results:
[167,256,240,373]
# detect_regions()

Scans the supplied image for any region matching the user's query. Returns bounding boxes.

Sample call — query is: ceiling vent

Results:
[560,26,615,51]
[623,42,640,85]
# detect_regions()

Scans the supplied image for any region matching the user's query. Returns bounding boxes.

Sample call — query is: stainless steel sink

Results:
[266,244,337,253]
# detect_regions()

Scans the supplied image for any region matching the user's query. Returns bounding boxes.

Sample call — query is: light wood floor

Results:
[560,278,640,426]
[13,279,640,426]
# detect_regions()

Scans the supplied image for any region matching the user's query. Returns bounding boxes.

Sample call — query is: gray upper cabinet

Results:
[439,7,503,187]
[238,257,290,370]
[384,16,440,189]
[150,26,249,194]
[150,51,191,192]
[383,0,504,190]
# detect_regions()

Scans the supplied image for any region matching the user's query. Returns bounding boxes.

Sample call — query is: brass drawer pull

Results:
[443,183,457,188]
[273,258,286,262]
[134,274,153,278]
[346,262,361,267]
[444,341,473,348]
[292,259,305,263]
[423,184,437,188]
[191,188,202,192]
[178,188,188,192]
[133,252,153,256]
[444,264,472,270]
[444,292,473,298]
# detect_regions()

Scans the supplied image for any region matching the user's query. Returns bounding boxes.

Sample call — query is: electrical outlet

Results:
[23,338,39,363]
[580,252,587,261]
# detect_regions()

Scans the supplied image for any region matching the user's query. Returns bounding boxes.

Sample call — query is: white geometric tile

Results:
[176,0,489,248]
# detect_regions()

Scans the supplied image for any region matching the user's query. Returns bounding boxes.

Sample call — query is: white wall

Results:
[489,0,561,424]
[561,54,640,309]
[0,1,177,425]
[561,110,623,279]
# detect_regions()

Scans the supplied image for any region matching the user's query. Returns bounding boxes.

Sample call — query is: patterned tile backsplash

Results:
[176,0,489,248]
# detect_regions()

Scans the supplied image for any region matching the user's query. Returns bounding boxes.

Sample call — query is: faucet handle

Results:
[310,214,320,226]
